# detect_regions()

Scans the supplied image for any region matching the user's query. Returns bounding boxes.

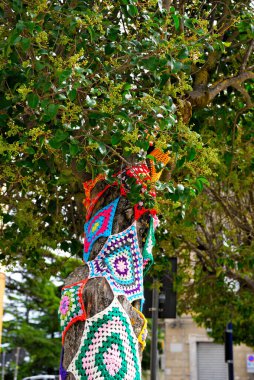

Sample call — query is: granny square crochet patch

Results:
[83,197,120,262]
[58,279,88,343]
[67,297,141,380]
[87,222,144,303]
[143,217,156,276]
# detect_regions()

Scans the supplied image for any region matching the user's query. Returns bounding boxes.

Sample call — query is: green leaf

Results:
[137,140,150,151]
[26,146,35,155]
[69,143,79,156]
[172,14,180,30]
[224,152,233,167]
[88,26,96,42]
[35,61,45,71]
[68,89,77,101]
[187,147,196,161]
[77,159,86,171]
[178,47,189,59]
[97,142,107,155]
[46,104,59,120]
[172,61,183,73]
[127,5,138,17]
[58,68,72,84]
[142,56,164,71]
[3,214,13,223]
[21,37,31,51]
[197,176,210,185]
[105,43,115,55]
[27,93,39,109]
[176,156,186,168]
[184,18,194,30]
[54,130,69,143]
[89,112,110,119]
[49,130,69,149]
[111,133,122,145]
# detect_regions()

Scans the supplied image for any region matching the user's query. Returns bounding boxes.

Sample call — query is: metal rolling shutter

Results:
[197,342,228,380]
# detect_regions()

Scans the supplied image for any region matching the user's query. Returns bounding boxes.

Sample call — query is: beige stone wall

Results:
[160,315,254,380]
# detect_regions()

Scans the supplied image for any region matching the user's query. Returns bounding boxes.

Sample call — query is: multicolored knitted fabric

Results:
[83,197,120,262]
[58,279,88,343]
[87,222,144,304]
[142,217,156,276]
[67,297,142,380]
[83,174,105,210]
[149,148,170,182]
[133,307,148,351]
[133,202,157,221]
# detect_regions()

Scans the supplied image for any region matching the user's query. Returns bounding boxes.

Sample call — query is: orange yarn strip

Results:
[149,148,170,182]
[83,174,105,211]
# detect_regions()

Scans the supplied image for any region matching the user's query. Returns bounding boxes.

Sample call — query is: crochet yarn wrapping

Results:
[59,160,162,379]
[67,297,142,380]
[87,222,144,304]
[142,218,156,276]
[60,348,68,380]
[83,197,120,262]
[149,148,170,182]
[133,307,148,351]
[58,279,88,344]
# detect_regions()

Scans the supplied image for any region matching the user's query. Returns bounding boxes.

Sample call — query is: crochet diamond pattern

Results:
[67,297,141,380]
[58,279,88,343]
[87,222,144,303]
[83,197,120,262]
[143,218,156,276]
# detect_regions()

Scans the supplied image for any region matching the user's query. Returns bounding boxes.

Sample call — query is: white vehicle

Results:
[23,375,57,380]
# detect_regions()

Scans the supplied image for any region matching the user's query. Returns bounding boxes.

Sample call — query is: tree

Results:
[158,75,254,345]
[0,0,253,371]
[2,270,62,379]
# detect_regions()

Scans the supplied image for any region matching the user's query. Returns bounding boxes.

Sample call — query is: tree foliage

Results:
[2,270,62,378]
[158,46,254,344]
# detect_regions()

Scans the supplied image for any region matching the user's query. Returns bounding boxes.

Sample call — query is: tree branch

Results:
[232,83,253,107]
[162,0,173,11]
[240,39,254,72]
[189,70,254,107]
[208,71,254,102]
[226,270,254,292]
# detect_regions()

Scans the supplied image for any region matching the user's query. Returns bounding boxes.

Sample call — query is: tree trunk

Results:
[59,164,157,379]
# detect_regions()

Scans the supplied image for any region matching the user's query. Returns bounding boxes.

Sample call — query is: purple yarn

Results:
[59,348,68,380]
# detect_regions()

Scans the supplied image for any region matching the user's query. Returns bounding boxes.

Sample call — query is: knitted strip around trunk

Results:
[59,348,68,380]
[67,297,142,380]
[58,279,88,343]
[83,174,105,210]
[83,197,120,262]
[142,217,156,276]
[87,222,144,304]
[149,148,170,183]
[132,307,148,351]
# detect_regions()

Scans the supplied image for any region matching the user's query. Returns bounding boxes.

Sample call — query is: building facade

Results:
[160,316,254,380]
